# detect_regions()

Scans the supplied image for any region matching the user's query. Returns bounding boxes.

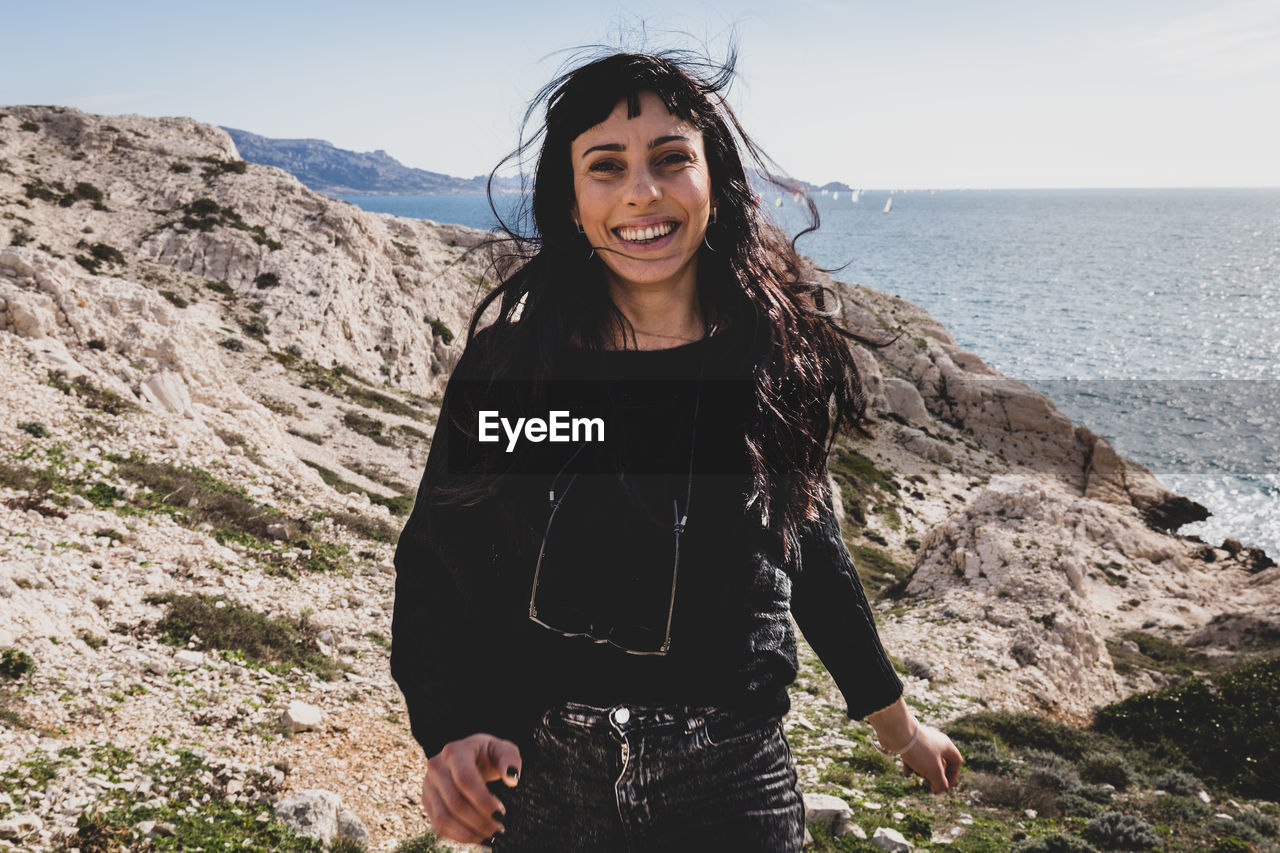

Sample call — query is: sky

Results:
[3,0,1279,189]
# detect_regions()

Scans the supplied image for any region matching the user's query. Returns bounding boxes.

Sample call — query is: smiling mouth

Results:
[613,221,679,244]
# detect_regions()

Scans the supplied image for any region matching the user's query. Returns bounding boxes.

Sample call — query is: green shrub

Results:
[1056,791,1103,818]
[428,317,453,344]
[1212,838,1253,853]
[1139,793,1211,825]
[1083,812,1160,850]
[221,337,245,352]
[1,648,36,679]
[1208,818,1263,845]
[1092,656,1280,797]
[1013,833,1098,853]
[962,741,1020,776]
[254,272,280,289]
[18,421,49,438]
[170,162,192,173]
[1236,811,1279,838]
[1078,753,1135,790]
[1152,768,1201,796]
[19,120,40,132]
[952,710,1093,760]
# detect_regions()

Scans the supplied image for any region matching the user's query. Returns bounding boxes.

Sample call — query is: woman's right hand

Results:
[422,734,522,843]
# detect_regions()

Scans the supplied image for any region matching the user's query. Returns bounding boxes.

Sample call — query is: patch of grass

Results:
[111,454,306,544]
[849,543,912,596]
[207,279,236,298]
[45,371,139,415]
[394,831,452,853]
[301,459,413,520]
[254,271,280,289]
[273,354,428,421]
[41,744,328,850]
[158,289,189,308]
[146,592,341,679]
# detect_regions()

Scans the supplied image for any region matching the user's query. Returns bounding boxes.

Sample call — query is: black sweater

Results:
[391,326,904,757]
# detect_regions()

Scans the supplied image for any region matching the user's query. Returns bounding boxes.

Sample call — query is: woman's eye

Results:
[588,160,622,173]
[660,152,691,166]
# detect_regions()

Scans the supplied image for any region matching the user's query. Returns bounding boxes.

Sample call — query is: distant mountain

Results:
[222,128,851,198]
[221,127,519,196]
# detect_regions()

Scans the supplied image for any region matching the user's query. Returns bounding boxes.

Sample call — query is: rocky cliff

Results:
[1,105,1277,850]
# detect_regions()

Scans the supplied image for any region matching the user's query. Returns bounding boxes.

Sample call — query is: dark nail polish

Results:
[506,765,519,780]
[492,809,505,822]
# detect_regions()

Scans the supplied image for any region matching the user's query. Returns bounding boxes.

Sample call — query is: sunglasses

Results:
[527,387,701,656]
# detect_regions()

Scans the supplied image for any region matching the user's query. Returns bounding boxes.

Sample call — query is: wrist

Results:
[866,697,917,753]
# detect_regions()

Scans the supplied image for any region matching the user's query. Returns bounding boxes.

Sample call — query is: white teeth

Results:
[617,222,675,242]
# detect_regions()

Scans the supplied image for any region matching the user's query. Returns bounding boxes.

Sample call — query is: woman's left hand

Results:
[900,724,963,793]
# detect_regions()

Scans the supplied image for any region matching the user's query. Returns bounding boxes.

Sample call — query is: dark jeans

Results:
[488,700,805,852]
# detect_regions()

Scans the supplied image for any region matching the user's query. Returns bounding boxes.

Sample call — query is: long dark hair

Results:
[448,47,878,564]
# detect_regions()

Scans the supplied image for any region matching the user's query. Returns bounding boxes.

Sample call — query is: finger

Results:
[479,739,523,787]
[422,784,483,843]
[449,760,508,835]
[436,773,501,842]
[945,751,963,787]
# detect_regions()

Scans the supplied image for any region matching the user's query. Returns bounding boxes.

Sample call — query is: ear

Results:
[570,202,579,224]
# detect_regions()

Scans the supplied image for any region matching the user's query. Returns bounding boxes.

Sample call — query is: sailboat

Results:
[883,195,893,214]
[832,191,839,201]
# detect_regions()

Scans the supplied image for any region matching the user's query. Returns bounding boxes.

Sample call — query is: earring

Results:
[703,231,717,253]
[574,220,584,235]
[711,207,718,225]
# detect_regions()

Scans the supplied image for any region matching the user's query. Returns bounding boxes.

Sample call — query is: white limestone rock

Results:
[283,700,324,733]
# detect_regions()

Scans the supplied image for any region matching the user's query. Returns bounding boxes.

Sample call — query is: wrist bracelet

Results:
[873,722,920,757]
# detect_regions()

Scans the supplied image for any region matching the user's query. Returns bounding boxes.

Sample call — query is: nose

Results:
[623,163,661,207]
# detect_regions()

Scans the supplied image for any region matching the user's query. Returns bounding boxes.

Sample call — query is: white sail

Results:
[883,196,893,214]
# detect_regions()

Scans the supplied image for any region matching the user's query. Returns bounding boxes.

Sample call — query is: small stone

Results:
[872,825,914,852]
[1198,790,1212,803]
[283,700,324,733]
[0,813,43,839]
[1024,808,1037,819]
[175,650,204,667]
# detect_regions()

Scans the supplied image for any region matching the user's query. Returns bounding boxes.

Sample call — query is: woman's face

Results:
[569,90,714,297]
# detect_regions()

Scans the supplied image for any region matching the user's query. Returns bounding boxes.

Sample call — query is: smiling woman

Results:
[390,47,963,851]
[570,90,714,346]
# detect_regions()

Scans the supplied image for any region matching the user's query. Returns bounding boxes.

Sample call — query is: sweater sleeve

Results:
[390,350,495,758]
[789,484,905,720]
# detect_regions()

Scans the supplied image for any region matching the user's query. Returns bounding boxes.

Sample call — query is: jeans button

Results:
[612,706,631,725]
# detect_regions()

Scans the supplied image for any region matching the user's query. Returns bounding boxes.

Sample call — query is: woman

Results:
[391,48,963,851]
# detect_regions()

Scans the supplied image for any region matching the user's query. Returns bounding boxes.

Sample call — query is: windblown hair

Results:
[449,46,879,564]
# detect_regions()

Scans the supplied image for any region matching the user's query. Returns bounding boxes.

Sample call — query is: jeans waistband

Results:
[542,699,775,738]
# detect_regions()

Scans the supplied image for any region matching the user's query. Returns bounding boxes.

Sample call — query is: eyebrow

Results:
[580,135,691,159]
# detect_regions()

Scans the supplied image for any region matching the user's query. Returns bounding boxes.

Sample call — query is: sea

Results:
[338,188,1280,560]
